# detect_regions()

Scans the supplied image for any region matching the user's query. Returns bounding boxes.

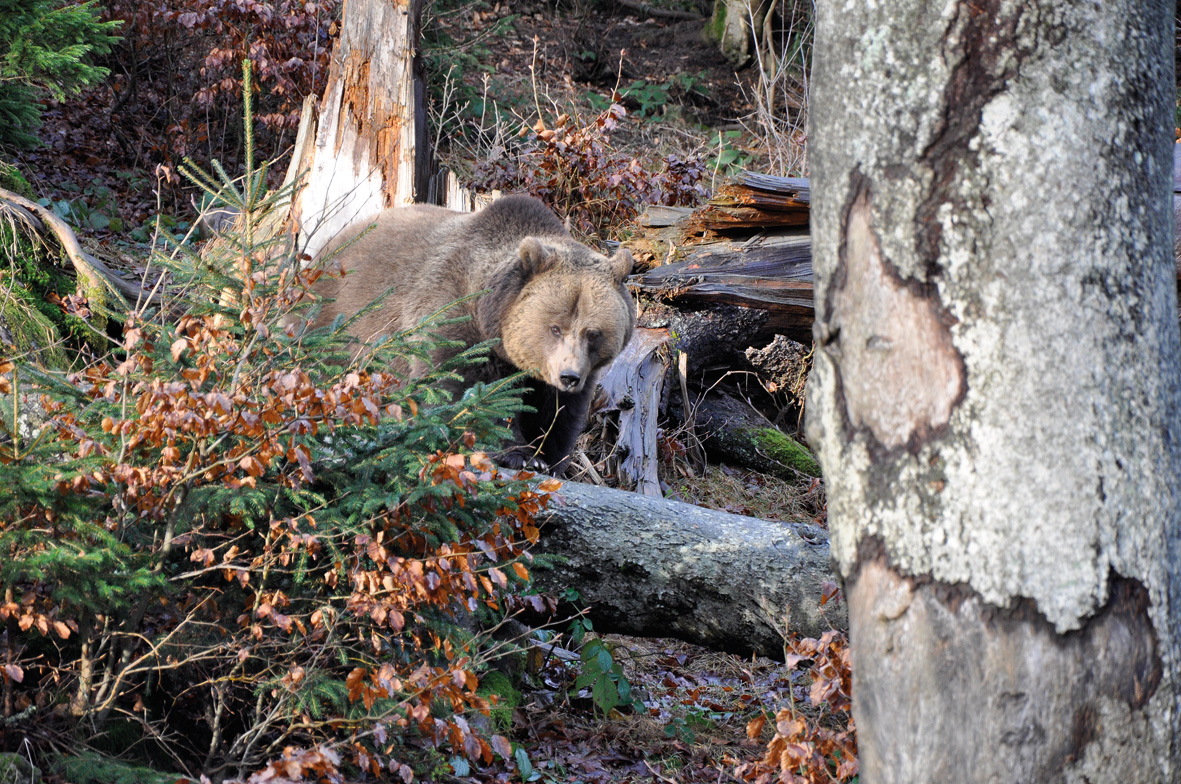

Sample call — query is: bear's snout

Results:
[538,331,591,393]
[546,357,587,392]
[558,370,581,391]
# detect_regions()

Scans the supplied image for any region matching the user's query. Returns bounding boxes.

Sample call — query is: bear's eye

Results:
[585,329,601,346]
[550,325,562,337]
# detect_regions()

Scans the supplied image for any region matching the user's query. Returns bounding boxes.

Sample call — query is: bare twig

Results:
[738,0,812,176]
[573,450,605,485]
[678,350,707,474]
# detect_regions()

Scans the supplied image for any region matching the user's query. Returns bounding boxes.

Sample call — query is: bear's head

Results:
[489,237,635,393]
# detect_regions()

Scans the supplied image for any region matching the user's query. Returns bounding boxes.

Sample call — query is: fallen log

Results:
[683,174,810,236]
[614,0,703,20]
[733,172,811,203]
[0,186,142,302]
[685,203,808,234]
[535,479,843,658]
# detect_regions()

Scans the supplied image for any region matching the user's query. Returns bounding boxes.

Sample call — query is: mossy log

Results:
[692,391,820,478]
[535,479,843,658]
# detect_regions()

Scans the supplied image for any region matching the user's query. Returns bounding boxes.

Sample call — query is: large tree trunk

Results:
[293,0,431,259]
[808,2,1181,782]
[536,480,842,657]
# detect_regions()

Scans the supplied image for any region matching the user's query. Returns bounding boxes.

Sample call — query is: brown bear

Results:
[308,194,636,475]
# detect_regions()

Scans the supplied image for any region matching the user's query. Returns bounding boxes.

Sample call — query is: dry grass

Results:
[739,0,813,176]
[663,461,825,523]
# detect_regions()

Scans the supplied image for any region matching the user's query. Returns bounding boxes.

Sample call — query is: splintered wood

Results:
[630,173,815,342]
[685,174,810,235]
[593,327,672,497]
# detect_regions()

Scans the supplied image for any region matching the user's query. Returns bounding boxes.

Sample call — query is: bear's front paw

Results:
[495,446,550,474]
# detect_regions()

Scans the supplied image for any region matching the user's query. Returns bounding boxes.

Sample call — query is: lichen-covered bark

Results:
[807,0,1181,779]
[295,0,429,258]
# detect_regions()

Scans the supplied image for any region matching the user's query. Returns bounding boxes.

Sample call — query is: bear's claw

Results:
[495,447,551,475]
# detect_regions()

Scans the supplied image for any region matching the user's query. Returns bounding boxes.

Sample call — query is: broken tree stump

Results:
[593,327,672,497]
[293,0,432,258]
[591,303,780,493]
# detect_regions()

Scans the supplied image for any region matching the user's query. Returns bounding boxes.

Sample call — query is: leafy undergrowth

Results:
[10,0,338,225]
[3,4,845,781]
[471,102,708,240]
[8,0,765,254]
[0,131,570,782]
[462,616,855,783]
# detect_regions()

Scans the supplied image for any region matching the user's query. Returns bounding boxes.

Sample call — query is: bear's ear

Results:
[608,248,634,283]
[517,237,553,277]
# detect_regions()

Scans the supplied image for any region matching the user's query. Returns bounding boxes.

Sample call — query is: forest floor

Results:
[13,1,841,782]
[424,0,768,181]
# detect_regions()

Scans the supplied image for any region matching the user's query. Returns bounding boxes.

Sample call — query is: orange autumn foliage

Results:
[733,592,857,784]
[1,206,552,779]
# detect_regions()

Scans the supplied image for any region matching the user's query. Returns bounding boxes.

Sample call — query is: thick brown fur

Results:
[310,194,636,475]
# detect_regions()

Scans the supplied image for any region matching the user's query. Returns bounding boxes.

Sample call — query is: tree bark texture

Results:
[294,0,430,259]
[535,480,843,658]
[706,0,770,67]
[808,1,1181,781]
[630,233,814,343]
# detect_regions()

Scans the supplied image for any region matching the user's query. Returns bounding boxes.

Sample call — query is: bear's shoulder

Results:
[465,194,567,243]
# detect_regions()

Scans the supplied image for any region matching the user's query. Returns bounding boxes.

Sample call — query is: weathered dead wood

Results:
[592,304,778,492]
[684,176,810,236]
[734,172,811,203]
[709,183,809,213]
[686,203,809,234]
[745,334,811,396]
[638,205,695,229]
[593,327,672,497]
[654,301,773,377]
[535,479,844,657]
[630,233,814,343]
[636,167,1181,339]
[293,0,431,258]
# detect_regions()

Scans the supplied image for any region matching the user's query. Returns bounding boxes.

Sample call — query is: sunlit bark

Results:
[808,1,1181,780]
